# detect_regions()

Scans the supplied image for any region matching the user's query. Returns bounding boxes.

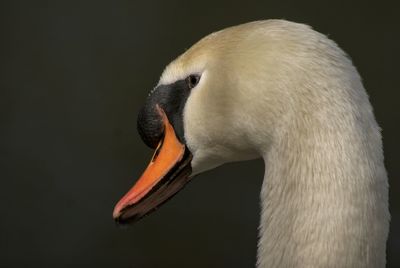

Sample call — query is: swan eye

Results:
[186,74,201,89]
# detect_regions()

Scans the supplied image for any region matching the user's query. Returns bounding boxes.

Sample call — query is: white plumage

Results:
[159,20,389,267]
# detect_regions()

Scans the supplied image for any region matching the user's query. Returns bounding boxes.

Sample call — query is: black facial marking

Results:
[137,77,196,148]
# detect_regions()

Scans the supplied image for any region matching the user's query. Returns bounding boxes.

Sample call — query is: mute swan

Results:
[113,20,389,267]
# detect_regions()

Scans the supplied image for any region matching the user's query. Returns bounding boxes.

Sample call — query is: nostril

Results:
[151,138,163,162]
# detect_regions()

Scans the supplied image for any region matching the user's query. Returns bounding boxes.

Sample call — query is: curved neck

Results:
[256,104,389,267]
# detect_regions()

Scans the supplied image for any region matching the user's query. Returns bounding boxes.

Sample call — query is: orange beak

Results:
[113,107,192,224]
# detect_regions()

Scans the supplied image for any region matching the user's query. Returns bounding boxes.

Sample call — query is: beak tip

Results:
[113,209,121,220]
[113,202,125,220]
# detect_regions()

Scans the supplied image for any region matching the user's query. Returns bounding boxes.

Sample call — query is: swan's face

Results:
[113,21,291,223]
[175,54,262,176]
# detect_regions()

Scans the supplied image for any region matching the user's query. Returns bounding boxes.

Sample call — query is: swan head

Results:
[113,20,350,223]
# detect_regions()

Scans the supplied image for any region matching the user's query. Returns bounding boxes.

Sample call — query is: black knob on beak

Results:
[137,78,193,148]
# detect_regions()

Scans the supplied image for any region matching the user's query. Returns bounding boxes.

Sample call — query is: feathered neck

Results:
[256,89,389,267]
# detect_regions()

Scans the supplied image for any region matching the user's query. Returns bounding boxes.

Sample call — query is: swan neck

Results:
[256,114,389,267]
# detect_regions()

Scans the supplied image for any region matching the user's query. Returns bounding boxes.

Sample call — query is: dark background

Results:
[1,0,399,267]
